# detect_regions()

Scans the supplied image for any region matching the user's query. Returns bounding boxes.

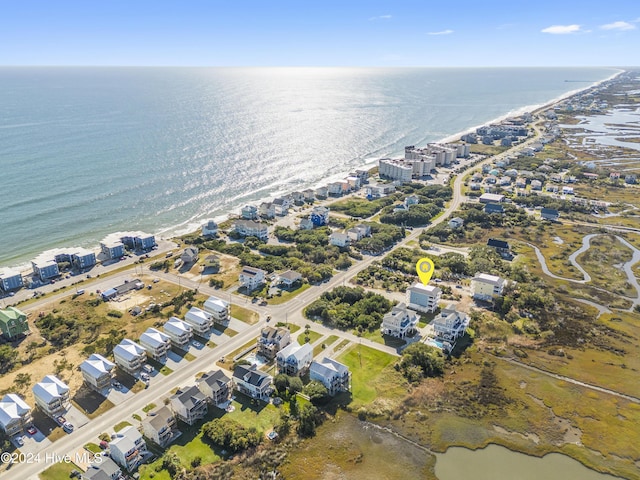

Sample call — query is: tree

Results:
[297,403,321,437]
[288,376,303,394]
[0,345,19,374]
[302,381,329,404]
[13,373,31,391]
[273,374,289,394]
[399,343,444,382]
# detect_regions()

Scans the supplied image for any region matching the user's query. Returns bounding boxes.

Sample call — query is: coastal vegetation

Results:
[305,286,393,333]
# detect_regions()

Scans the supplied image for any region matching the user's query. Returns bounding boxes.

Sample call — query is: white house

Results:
[183,307,212,335]
[201,220,218,237]
[259,202,276,219]
[276,342,313,376]
[431,305,469,342]
[232,365,273,401]
[32,375,70,417]
[142,406,179,448]
[239,266,266,291]
[347,224,371,242]
[139,328,172,361]
[381,303,418,338]
[109,425,147,472]
[309,358,350,396]
[234,220,269,240]
[202,296,230,322]
[448,217,464,229]
[80,353,115,392]
[0,393,32,436]
[406,283,441,313]
[277,270,302,288]
[170,385,208,425]
[163,317,193,350]
[329,232,351,247]
[113,339,147,376]
[82,457,122,480]
[471,273,506,301]
[197,370,233,406]
[241,205,258,220]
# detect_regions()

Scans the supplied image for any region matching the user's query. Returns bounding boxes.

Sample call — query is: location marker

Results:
[416,257,435,285]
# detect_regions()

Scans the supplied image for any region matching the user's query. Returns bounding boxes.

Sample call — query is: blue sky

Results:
[1,0,638,66]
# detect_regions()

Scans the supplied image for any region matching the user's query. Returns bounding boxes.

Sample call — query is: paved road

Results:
[6,110,610,480]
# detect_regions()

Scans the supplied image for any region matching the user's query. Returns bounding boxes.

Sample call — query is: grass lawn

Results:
[143,403,157,413]
[114,420,132,432]
[268,283,311,305]
[313,334,339,356]
[225,394,281,433]
[230,304,259,324]
[338,345,404,405]
[39,461,82,480]
[183,352,196,361]
[159,366,174,376]
[334,339,351,352]
[360,329,406,348]
[297,330,322,345]
[84,442,101,454]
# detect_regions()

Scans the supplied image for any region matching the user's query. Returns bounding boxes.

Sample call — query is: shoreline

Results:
[0,68,624,275]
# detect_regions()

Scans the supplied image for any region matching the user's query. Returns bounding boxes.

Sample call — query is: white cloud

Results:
[600,21,636,31]
[427,29,454,36]
[541,24,582,34]
[369,15,392,21]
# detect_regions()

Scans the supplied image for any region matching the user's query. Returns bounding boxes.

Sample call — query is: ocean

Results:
[0,67,618,268]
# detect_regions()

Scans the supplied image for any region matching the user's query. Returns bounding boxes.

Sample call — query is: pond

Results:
[435,444,620,480]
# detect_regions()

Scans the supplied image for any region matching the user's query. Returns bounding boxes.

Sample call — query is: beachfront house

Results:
[241,205,258,220]
[406,283,441,313]
[201,219,218,237]
[32,375,70,418]
[381,303,418,338]
[202,296,230,322]
[109,425,148,472]
[471,273,506,301]
[258,326,291,360]
[31,257,59,282]
[0,269,23,292]
[0,393,32,436]
[276,342,313,376]
[259,202,276,219]
[170,385,208,426]
[82,457,122,480]
[197,370,233,406]
[309,358,351,396]
[142,406,179,448]
[139,328,172,361]
[239,266,266,291]
[272,197,289,216]
[0,307,29,340]
[431,305,469,343]
[163,317,193,350]
[100,237,125,260]
[183,307,213,335]
[113,339,147,376]
[232,365,273,401]
[80,353,115,393]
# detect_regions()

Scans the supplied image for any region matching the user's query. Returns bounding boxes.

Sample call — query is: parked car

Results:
[27,426,37,435]
[62,423,74,433]
[112,380,122,390]
[143,364,154,374]
[57,415,66,424]
[16,436,24,446]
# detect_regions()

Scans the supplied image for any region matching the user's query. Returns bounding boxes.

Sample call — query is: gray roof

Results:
[172,385,206,410]
[144,405,175,430]
[233,365,271,388]
[83,457,121,480]
[199,370,231,392]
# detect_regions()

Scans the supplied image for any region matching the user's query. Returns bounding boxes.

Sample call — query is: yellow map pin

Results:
[416,257,435,285]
